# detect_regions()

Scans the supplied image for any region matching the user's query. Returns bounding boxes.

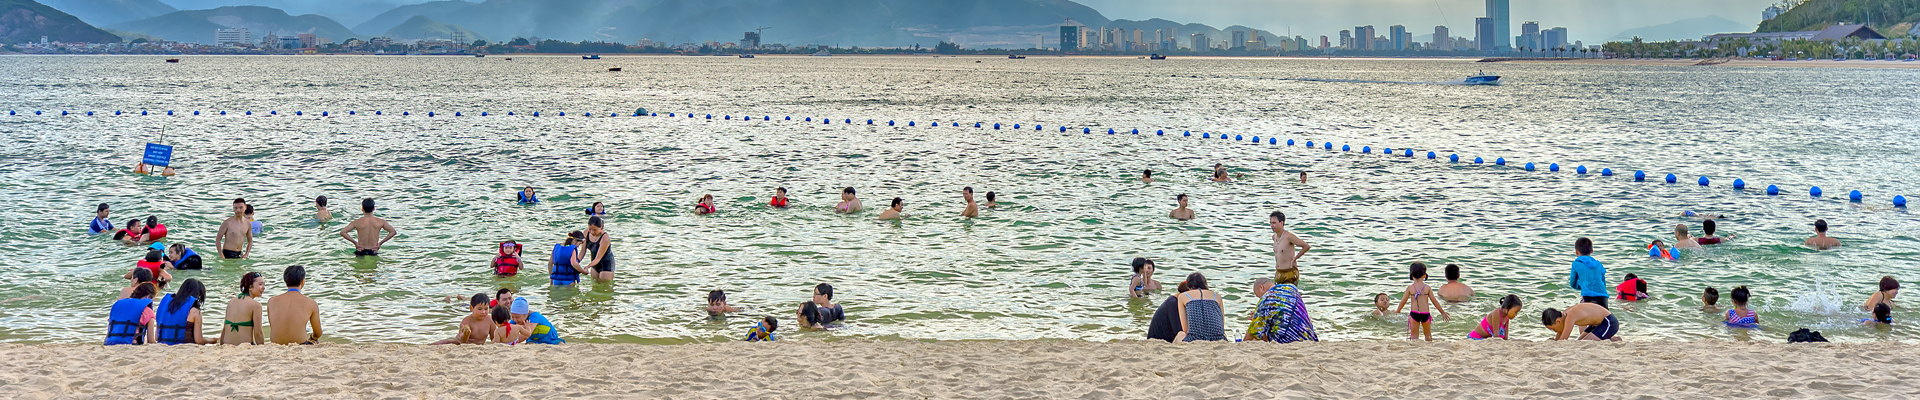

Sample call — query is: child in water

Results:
[1370,293,1390,316]
[769,187,790,208]
[1864,303,1893,326]
[1725,286,1757,328]
[694,194,717,215]
[1701,287,1720,312]
[1618,274,1649,302]
[1468,295,1523,340]
[1393,262,1449,341]
[984,192,998,209]
[746,316,778,342]
[707,289,741,316]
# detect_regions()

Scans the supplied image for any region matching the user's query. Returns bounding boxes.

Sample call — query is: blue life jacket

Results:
[105,298,150,345]
[524,312,563,344]
[550,244,579,285]
[154,295,198,345]
[90,218,114,234]
[182,247,200,261]
[518,191,539,204]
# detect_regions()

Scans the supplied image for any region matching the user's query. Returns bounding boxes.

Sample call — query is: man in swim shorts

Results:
[1542,302,1619,341]
[1271,211,1309,275]
[338,198,397,257]
[1169,194,1195,220]
[267,265,324,344]
[214,198,252,259]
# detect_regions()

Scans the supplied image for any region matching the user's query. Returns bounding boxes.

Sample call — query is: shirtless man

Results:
[432,294,493,345]
[1271,211,1310,275]
[314,196,332,223]
[1210,163,1231,182]
[1805,219,1841,249]
[266,265,324,344]
[1542,302,1620,341]
[213,198,252,259]
[836,187,863,214]
[877,198,905,220]
[960,187,978,218]
[1672,224,1702,250]
[338,198,397,257]
[1169,194,1195,221]
[1141,169,1153,183]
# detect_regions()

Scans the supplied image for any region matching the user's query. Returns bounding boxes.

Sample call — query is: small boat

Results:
[505,58,513,60]
[1463,71,1500,85]
[583,55,601,60]
[1149,54,1166,60]
[165,59,179,63]
[1007,54,1026,59]
[739,54,755,58]
[812,50,831,57]
[475,54,485,58]
[608,67,622,72]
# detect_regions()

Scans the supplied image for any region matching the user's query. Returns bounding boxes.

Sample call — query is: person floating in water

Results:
[517,187,540,205]
[1169,194,1195,221]
[338,198,397,257]
[111,218,145,244]
[214,199,252,259]
[1140,169,1153,183]
[984,191,998,209]
[694,194,717,215]
[1805,219,1841,250]
[89,203,113,235]
[836,187,862,214]
[314,196,332,223]
[769,187,791,208]
[1210,163,1231,182]
[877,197,905,220]
[585,202,608,217]
[1696,219,1733,245]
[960,187,978,218]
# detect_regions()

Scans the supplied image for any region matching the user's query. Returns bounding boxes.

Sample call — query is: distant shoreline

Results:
[1485,57,1920,69]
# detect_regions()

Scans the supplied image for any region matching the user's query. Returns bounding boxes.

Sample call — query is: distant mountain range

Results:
[352,0,468,36]
[382,15,482,42]
[0,0,120,43]
[35,0,173,26]
[108,5,356,44]
[1608,15,1752,42]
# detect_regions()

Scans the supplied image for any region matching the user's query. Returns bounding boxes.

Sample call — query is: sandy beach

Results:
[1489,57,1920,69]
[6,340,1916,399]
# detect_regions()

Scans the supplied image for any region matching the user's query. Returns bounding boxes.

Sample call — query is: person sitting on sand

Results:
[770,187,791,208]
[835,187,862,214]
[985,192,998,209]
[1147,281,1190,342]
[877,198,905,220]
[961,187,978,218]
[220,272,266,345]
[1725,286,1758,328]
[1541,302,1620,341]
[1864,276,1898,312]
[511,298,563,344]
[1672,224,1702,250]
[1468,295,1523,340]
[314,196,332,223]
[708,289,742,316]
[1805,219,1841,249]
[154,279,210,345]
[694,194,717,215]
[489,306,526,344]
[810,284,845,325]
[1617,274,1649,302]
[517,187,540,205]
[1701,287,1720,312]
[1370,293,1391,316]
[1210,163,1231,182]
[433,293,493,345]
[267,265,323,344]
[1128,257,1163,298]
[105,270,159,345]
[1244,269,1319,343]
[1140,169,1153,183]
[89,203,113,235]
[215,199,252,259]
[745,316,778,342]
[1696,219,1733,245]
[1169,194,1195,221]
[1437,264,1473,302]
[338,198,398,257]
[1174,273,1227,342]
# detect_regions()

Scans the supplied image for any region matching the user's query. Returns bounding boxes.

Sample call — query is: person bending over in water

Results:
[90,203,113,235]
[314,196,332,223]
[1864,276,1898,312]
[517,187,540,205]
[836,187,863,214]
[549,231,589,286]
[707,289,742,316]
[1169,194,1196,221]
[1437,264,1473,302]
[214,199,252,259]
[770,187,791,209]
[1140,169,1153,183]
[1696,219,1733,245]
[433,293,493,345]
[694,194,717,215]
[580,217,616,281]
[1468,295,1523,340]
[1210,163,1231,182]
[877,198,905,220]
[220,272,266,345]
[1805,219,1841,250]
[984,192,998,209]
[1542,302,1620,341]
[267,265,323,344]
[1672,224,1702,250]
[1128,257,1163,298]
[338,198,397,257]
[960,187,978,218]
[1271,212,1310,275]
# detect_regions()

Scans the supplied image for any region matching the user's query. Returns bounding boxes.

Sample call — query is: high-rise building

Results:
[1360,26,1376,50]
[1191,34,1209,52]
[742,31,761,48]
[297,33,317,48]
[1319,35,1330,49]
[1389,25,1408,51]
[1545,27,1569,50]
[1132,29,1143,51]
[215,28,250,46]
[1475,17,1495,52]
[1486,0,1510,51]
[1232,30,1247,49]
[1338,30,1352,49]
[1060,25,1080,51]
[1432,26,1450,50]
[1519,21,1540,50]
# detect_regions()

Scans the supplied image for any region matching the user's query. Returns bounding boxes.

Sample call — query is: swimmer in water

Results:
[1299,171,1307,184]
[586,202,608,217]
[836,187,863,214]
[314,196,332,223]
[984,191,998,209]
[517,187,540,205]
[960,187,978,218]
[1210,163,1231,182]
[1141,169,1153,183]
[338,198,397,257]
[694,194,717,215]
[90,203,113,235]
[1673,224,1702,250]
[770,187,791,208]
[1805,219,1840,250]
[877,197,904,220]
[1169,194,1195,221]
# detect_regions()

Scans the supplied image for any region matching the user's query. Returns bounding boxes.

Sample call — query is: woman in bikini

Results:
[219,272,266,345]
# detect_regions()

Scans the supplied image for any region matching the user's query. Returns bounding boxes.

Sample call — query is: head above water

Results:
[283,265,305,288]
[775,187,787,196]
[1815,219,1829,233]
[1176,194,1188,203]
[96,203,110,214]
[762,316,779,332]
[1409,262,1428,281]
[1730,286,1750,306]
[890,197,903,209]
[588,216,605,230]
[1142,169,1151,178]
[244,204,255,217]
[145,215,159,227]
[708,289,727,304]
[1875,303,1893,324]
[1881,276,1900,293]
[361,198,375,214]
[1575,237,1594,256]
[843,187,856,196]
[985,192,996,202]
[129,269,157,299]
[1702,219,1718,236]
[233,198,247,216]
[1373,293,1390,309]
[1130,257,1154,274]
[1270,211,1286,224]
[814,283,834,301]
[496,287,512,302]
[1445,264,1460,281]
[316,196,327,208]
[1674,224,1689,237]
[1703,287,1720,306]
[144,250,163,263]
[962,187,973,195]
[1185,273,1208,291]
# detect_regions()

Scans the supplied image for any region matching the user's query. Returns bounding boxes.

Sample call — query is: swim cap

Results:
[149,243,167,252]
[511,297,529,315]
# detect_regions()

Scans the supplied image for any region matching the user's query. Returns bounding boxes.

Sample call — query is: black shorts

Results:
[222,249,243,259]
[355,249,379,257]
[1584,314,1620,340]
[175,255,203,270]
[592,261,613,273]
[1581,296,1610,309]
[1409,312,1432,323]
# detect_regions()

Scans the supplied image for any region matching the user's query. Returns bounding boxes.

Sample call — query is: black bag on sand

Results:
[1788,328,1829,343]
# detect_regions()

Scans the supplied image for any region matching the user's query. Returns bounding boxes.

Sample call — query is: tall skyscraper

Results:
[1232,30,1247,49]
[1520,21,1540,50]
[1191,34,1209,52]
[1545,27,1569,50]
[1475,17,1494,52]
[1432,26,1450,50]
[1132,29,1143,51]
[1319,35,1330,49]
[1060,25,1080,51]
[1486,0,1510,51]
[1389,25,1407,51]
[1359,26,1376,50]
[1338,30,1352,49]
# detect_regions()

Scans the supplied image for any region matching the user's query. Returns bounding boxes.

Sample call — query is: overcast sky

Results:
[1076,0,1775,44]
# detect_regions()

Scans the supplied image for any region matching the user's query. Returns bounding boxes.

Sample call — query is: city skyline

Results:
[1077,0,1774,45]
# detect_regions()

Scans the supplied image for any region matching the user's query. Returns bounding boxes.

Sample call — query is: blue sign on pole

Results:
[142,143,173,167]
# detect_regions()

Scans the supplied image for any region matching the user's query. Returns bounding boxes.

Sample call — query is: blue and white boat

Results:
[1463,71,1500,85]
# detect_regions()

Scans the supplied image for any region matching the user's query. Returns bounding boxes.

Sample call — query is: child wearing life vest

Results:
[1617,274,1649,302]
[1647,240,1678,261]
[124,249,173,289]
[769,187,790,208]
[493,241,522,276]
[694,194,717,215]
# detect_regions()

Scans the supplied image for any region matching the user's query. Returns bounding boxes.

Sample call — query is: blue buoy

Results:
[167,110,174,115]
[36,111,43,115]
[221,111,228,115]
[428,112,436,117]
[822,118,828,124]
[785,116,790,120]
[1344,145,1353,152]
[1268,138,1276,145]
[1156,130,1164,135]
[1601,168,1613,176]
[1576,166,1587,174]
[1183,131,1191,137]
[1013,124,1021,129]
[844,119,851,124]
[1132,129,1139,134]
[142,111,150,115]
[1251,136,1259,142]
[1383,147,1391,154]
[114,111,121,115]
[1767,185,1780,195]
[1474,157,1484,164]
[86,111,94,116]
[1495,157,1506,166]
[508,112,515,116]
[1698,176,1710,187]
[1895,195,1908,207]
[247,111,254,115]
[1404,149,1413,157]
[1634,170,1646,181]
[1235,135,1242,141]
[1525,163,1535,171]
[455,112,463,117]
[1427,152,1437,160]
[532,112,539,117]
[60,111,68,115]
[402,112,409,116]
[1549,163,1559,172]
[193,111,201,116]
[1733,179,1746,189]
[1664,173,1677,184]
[994,123,1001,130]
[805,117,811,122]
[1327,143,1335,150]
[1203,133,1211,139]
[1061,127,1069,132]
[1810,186,1823,197]
[974,122,981,128]
[1450,154,1459,163]
[1083,128,1091,134]
[481,112,488,116]
[1361,146,1370,153]
[1287,139,1294,146]
[1849,190,1863,202]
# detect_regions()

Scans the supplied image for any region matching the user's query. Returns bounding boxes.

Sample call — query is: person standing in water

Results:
[1805,219,1841,249]
[580,217,615,281]
[214,198,252,259]
[770,187,791,208]
[960,187,978,218]
[338,198,397,257]
[1141,169,1153,183]
[90,203,113,235]
[314,196,332,223]
[1271,211,1310,275]
[836,187,863,214]
[1169,194,1196,221]
[877,198,905,220]
[1210,163,1231,182]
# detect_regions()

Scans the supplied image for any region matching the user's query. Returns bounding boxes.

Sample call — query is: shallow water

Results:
[0,55,1915,344]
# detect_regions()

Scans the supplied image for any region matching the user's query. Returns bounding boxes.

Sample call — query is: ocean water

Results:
[0,55,1915,344]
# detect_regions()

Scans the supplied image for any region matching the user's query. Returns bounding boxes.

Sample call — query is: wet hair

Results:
[491,305,510,324]
[566,230,586,245]
[145,215,159,227]
[1624,273,1638,282]
[496,287,512,300]
[168,278,205,313]
[1142,169,1152,178]
[814,283,834,300]
[985,192,996,202]
[1881,276,1899,292]
[128,268,153,285]
[1674,224,1688,237]
[469,293,490,308]
[1409,262,1427,280]
[234,198,246,205]
[284,265,305,288]
[1176,194,1187,201]
[1730,286,1750,306]
[588,216,605,228]
[1702,219,1718,236]
[1875,303,1892,324]
[97,203,110,212]
[708,289,727,304]
[890,197,903,208]
[1373,293,1389,305]
[586,202,606,215]
[775,187,786,194]
[316,196,327,207]
[799,301,819,325]
[125,218,141,231]
[762,316,779,331]
[963,187,973,194]
[361,198,375,213]
[240,272,261,295]
[145,250,163,263]
[1444,264,1460,281]
[843,187,855,195]
[1185,273,1208,291]
[167,243,185,258]
[1575,237,1593,256]
[1703,287,1719,305]
[1541,308,1564,327]
[1814,219,1828,233]
[1131,257,1152,274]
[1271,211,1285,223]
[1499,294,1522,311]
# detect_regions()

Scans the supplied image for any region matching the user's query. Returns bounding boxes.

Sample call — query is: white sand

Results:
[4,340,1917,398]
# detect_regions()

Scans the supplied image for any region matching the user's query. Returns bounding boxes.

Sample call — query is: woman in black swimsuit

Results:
[582,216,615,281]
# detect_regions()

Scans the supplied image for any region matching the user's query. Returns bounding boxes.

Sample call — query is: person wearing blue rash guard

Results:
[1568,237,1609,308]
[90,203,113,234]
[510,298,563,344]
